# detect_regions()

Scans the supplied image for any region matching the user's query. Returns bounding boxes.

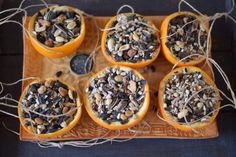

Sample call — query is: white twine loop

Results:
[0,77,39,118]
[178,0,205,16]
[36,120,152,148]
[2,122,20,135]
[116,4,135,15]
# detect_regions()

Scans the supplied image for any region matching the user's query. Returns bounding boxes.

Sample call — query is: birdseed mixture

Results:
[106,14,159,63]
[33,6,82,47]
[86,67,147,124]
[163,68,219,124]
[166,15,208,62]
[21,80,78,134]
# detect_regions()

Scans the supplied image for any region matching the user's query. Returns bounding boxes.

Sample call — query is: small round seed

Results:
[127,49,137,58]
[105,98,112,105]
[34,117,43,125]
[177,109,188,119]
[128,80,136,93]
[120,114,127,120]
[55,36,65,42]
[107,38,115,52]
[60,121,67,128]
[45,80,53,88]
[37,86,46,94]
[125,110,134,117]
[114,75,123,82]
[67,21,77,30]
[59,87,68,97]
[132,32,139,41]
[68,90,74,100]
[62,106,69,114]
[119,44,130,51]
[45,39,54,47]
[54,29,62,37]
[94,93,101,101]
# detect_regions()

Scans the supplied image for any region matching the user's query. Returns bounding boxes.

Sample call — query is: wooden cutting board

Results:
[20,15,218,141]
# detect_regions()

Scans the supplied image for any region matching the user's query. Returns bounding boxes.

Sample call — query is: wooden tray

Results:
[20,16,218,141]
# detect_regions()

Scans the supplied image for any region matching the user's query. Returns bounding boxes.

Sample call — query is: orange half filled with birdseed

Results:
[158,66,220,131]
[18,78,82,138]
[101,13,160,68]
[84,65,150,130]
[28,5,86,58]
[160,11,211,66]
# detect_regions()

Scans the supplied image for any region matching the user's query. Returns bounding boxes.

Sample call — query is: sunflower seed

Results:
[67,21,77,30]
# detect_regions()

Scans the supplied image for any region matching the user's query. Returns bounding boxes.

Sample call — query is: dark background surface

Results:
[0,0,236,157]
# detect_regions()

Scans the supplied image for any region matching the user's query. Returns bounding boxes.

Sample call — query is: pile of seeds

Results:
[163,68,219,123]
[106,14,159,63]
[166,15,208,61]
[33,7,82,47]
[86,67,147,124]
[21,80,78,134]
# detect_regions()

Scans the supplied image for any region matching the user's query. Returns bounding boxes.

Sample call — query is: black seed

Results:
[55,71,62,77]
[72,27,80,35]
[135,93,142,99]
[23,112,30,118]
[28,85,37,93]
[25,121,31,126]
[41,129,47,134]
[35,107,42,113]
[114,55,123,61]
[47,127,58,133]
[88,85,93,91]
[99,113,110,120]
[46,10,57,20]
[127,71,132,81]
[178,51,189,59]
[66,12,75,19]
[106,47,112,55]
[165,99,171,106]
[58,116,65,124]
[54,80,68,90]
[53,124,61,129]
[112,21,118,27]
[37,11,43,17]
[75,20,81,27]
[60,31,69,39]
[101,105,107,112]
[36,34,46,43]
[111,111,119,117]
[139,80,146,85]
[150,65,156,72]
[130,57,138,63]
[117,92,128,100]
[38,96,46,104]
[70,54,93,75]
[144,52,152,60]
[46,28,55,40]
[120,119,128,124]
[53,96,62,105]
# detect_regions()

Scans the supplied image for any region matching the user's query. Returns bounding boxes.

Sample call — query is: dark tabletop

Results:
[0,0,236,157]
